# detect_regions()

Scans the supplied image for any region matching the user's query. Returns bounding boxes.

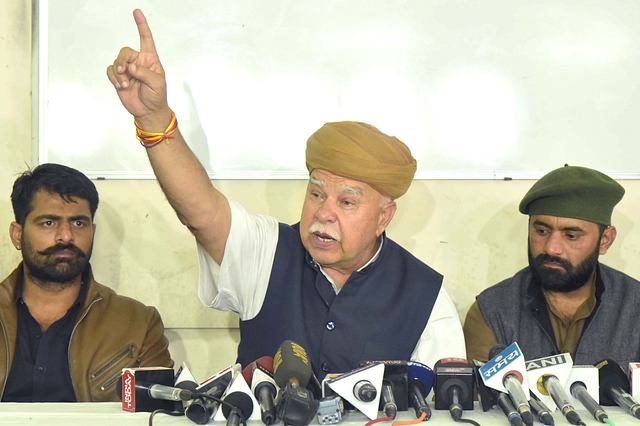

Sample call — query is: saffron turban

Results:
[305,121,417,199]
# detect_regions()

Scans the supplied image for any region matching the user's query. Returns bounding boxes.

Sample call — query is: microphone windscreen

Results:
[241,364,254,387]
[488,343,508,360]
[175,365,199,392]
[256,356,274,373]
[242,356,274,385]
[221,391,255,419]
[273,340,312,388]
[596,359,630,405]
[186,402,214,425]
[407,361,435,395]
[434,358,475,411]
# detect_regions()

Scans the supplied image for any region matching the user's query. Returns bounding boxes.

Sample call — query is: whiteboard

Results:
[37,0,640,179]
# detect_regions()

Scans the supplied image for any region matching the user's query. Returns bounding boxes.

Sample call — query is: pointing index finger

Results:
[133,9,158,55]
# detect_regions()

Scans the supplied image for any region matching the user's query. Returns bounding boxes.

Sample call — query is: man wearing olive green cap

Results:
[464,165,640,366]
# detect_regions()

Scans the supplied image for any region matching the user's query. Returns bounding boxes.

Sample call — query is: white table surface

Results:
[0,402,636,426]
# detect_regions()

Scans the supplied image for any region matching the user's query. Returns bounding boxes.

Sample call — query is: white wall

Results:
[4,0,640,381]
[41,0,640,180]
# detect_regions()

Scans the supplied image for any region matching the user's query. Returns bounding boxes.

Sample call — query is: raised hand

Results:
[106,9,171,127]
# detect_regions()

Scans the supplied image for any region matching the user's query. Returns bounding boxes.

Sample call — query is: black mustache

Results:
[535,253,572,270]
[38,243,86,257]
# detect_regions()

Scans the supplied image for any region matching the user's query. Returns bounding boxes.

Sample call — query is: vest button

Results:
[532,308,540,315]
[326,321,335,331]
[321,363,330,372]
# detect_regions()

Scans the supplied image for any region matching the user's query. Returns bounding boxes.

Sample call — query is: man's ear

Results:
[376,201,397,237]
[9,222,23,250]
[599,225,617,255]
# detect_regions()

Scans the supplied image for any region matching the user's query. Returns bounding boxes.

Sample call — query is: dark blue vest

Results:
[237,223,443,379]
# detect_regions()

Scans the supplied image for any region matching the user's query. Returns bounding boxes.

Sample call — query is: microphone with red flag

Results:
[242,357,277,425]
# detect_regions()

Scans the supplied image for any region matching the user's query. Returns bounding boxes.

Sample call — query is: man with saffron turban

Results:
[106,9,465,377]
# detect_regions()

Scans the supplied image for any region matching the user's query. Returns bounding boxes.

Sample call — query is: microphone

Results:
[120,367,178,412]
[222,391,255,426]
[434,358,475,421]
[185,365,234,425]
[595,359,640,419]
[496,391,525,426]
[529,392,555,426]
[354,380,377,402]
[407,361,434,421]
[360,360,409,412]
[243,357,277,426]
[482,343,534,426]
[142,383,193,401]
[542,375,583,425]
[273,340,319,426]
[175,364,200,413]
[324,362,385,420]
[273,340,312,388]
[526,353,583,425]
[566,366,607,423]
[570,381,607,422]
[473,360,523,426]
[380,379,398,419]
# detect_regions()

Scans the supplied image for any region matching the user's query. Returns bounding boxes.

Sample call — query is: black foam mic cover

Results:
[488,344,508,360]
[596,359,631,406]
[273,340,312,388]
[222,392,255,426]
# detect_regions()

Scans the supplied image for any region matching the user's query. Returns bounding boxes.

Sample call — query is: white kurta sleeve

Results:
[196,199,279,320]
[410,282,466,368]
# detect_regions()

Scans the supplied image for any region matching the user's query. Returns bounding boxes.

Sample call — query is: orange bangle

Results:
[134,111,178,148]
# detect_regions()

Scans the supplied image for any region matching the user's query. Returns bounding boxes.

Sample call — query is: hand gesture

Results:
[106,9,171,125]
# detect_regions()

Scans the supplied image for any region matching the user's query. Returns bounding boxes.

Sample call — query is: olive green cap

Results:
[519,165,625,225]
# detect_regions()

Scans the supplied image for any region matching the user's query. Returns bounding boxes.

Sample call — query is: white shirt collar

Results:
[316,234,385,294]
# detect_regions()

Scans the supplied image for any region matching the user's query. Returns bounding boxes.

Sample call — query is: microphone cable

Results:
[449,409,482,426]
[392,411,427,425]
[603,419,617,426]
[148,409,183,426]
[364,416,395,426]
[447,385,482,426]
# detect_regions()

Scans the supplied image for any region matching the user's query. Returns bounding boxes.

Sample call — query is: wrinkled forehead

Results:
[308,169,380,198]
